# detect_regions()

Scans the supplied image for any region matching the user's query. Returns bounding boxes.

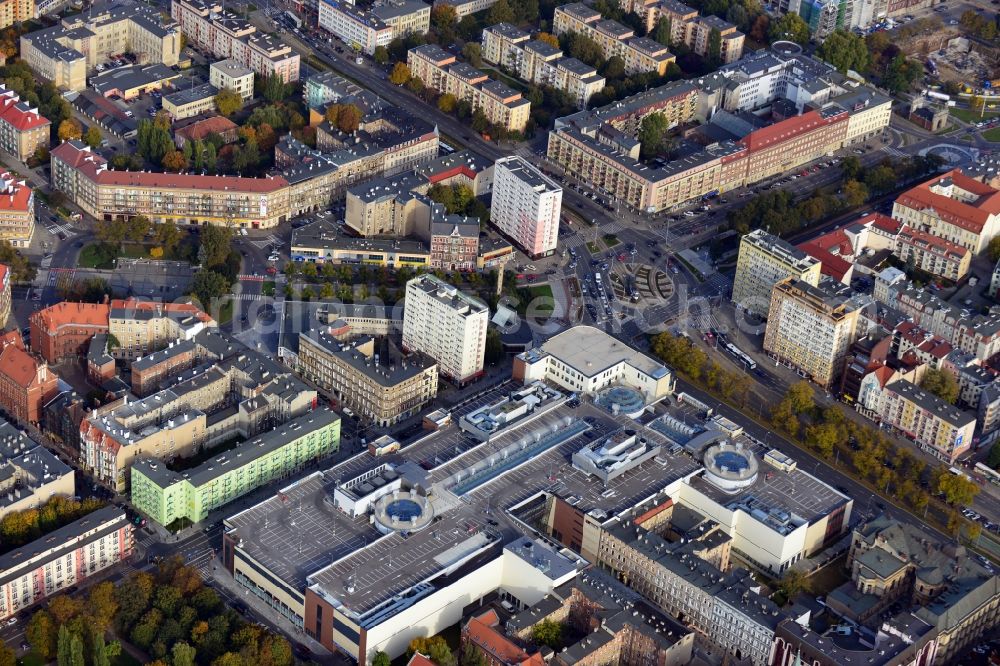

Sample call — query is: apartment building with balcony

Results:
[0,0,32,31]
[407,44,530,132]
[0,87,50,163]
[876,380,976,463]
[481,24,605,107]
[0,506,133,620]
[0,170,34,248]
[209,59,254,100]
[21,4,181,91]
[645,0,744,64]
[553,3,675,76]
[51,140,291,228]
[894,226,971,281]
[732,229,822,318]
[491,156,562,258]
[319,0,428,54]
[297,332,438,427]
[763,278,861,389]
[171,0,300,82]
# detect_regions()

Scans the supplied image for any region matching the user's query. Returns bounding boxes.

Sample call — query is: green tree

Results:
[126,215,150,242]
[882,54,922,94]
[204,142,217,173]
[26,610,56,659]
[57,625,72,666]
[920,368,960,404]
[89,627,110,666]
[602,55,625,80]
[987,442,1000,470]
[374,45,389,64]
[707,27,722,65]
[190,270,231,309]
[842,179,869,207]
[638,112,670,159]
[199,223,233,267]
[653,16,672,46]
[214,88,243,116]
[768,12,809,44]
[531,619,562,649]
[0,640,14,666]
[568,32,604,67]
[69,633,84,666]
[840,155,862,180]
[438,93,458,113]
[155,220,183,255]
[261,73,290,102]
[778,568,807,600]
[372,652,391,666]
[84,125,102,149]
[816,29,870,73]
[462,42,482,67]
[487,0,515,24]
[485,327,503,365]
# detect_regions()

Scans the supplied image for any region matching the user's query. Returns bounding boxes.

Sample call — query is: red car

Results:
[265,266,277,275]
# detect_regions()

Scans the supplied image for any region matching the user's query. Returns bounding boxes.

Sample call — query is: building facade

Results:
[894,225,971,281]
[209,59,255,101]
[552,3,675,76]
[732,229,822,318]
[402,274,489,384]
[491,156,562,258]
[646,0,744,64]
[0,88,50,163]
[318,0,428,55]
[0,336,59,425]
[878,380,975,463]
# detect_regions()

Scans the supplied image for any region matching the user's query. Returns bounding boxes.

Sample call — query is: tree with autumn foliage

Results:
[57,118,82,141]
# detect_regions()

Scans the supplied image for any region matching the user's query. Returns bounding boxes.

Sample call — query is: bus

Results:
[724,342,757,371]
[949,465,972,481]
[975,462,1000,486]
[284,11,302,28]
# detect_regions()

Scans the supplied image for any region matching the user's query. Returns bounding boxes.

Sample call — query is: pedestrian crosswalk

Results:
[883,146,907,159]
[237,274,266,281]
[233,292,269,301]
[601,220,626,234]
[249,234,282,249]
[45,220,76,238]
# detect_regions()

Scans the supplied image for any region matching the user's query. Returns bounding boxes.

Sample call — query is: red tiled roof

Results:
[0,89,50,131]
[897,225,969,261]
[110,298,214,323]
[465,612,538,666]
[406,655,435,666]
[175,115,239,141]
[52,141,288,193]
[0,342,45,388]
[34,302,111,333]
[867,213,903,235]
[796,240,852,283]
[894,169,1000,234]
[871,365,894,388]
[740,109,847,153]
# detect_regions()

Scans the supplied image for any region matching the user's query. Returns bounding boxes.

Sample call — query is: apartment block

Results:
[763,278,861,389]
[0,87,50,163]
[21,4,181,92]
[491,156,562,258]
[303,71,363,109]
[894,226,971,281]
[878,380,975,463]
[481,24,605,108]
[51,140,291,228]
[646,0,744,64]
[297,333,438,427]
[0,506,133,621]
[30,302,111,363]
[130,408,340,526]
[0,417,74,520]
[732,229,821,318]
[552,3,675,76]
[0,171,34,248]
[0,265,9,331]
[171,0,300,82]
[431,0,497,17]
[402,274,489,384]
[892,169,1000,256]
[319,0,428,54]
[0,334,58,426]
[162,83,219,120]
[408,45,530,132]
[209,59,254,101]
[0,0,33,32]
[108,299,217,360]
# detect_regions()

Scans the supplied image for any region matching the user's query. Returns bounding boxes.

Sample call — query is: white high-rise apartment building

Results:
[402,275,489,384]
[492,156,562,259]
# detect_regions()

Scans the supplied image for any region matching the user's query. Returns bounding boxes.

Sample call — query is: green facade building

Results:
[131,408,341,526]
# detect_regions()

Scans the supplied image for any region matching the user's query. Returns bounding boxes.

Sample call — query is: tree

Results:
[232,139,260,172]
[27,610,56,659]
[462,42,482,68]
[531,619,562,649]
[438,93,458,113]
[487,0,515,25]
[778,568,807,600]
[568,33,604,67]
[337,105,362,134]
[816,29,870,73]
[882,54,922,95]
[57,118,82,142]
[536,32,560,48]
[262,73,290,102]
[988,442,1000,470]
[204,142,217,173]
[199,223,233,266]
[389,62,412,85]
[602,55,625,80]
[161,150,188,172]
[0,640,14,666]
[919,368,959,404]
[842,180,869,208]
[155,220,183,254]
[374,45,389,64]
[840,155,862,180]
[69,633,84,666]
[471,109,489,133]
[653,16,672,46]
[191,270,230,310]
[768,12,809,45]
[638,112,669,159]
[372,652,391,666]
[214,88,243,116]
[84,125,102,149]
[707,27,722,65]
[936,473,979,507]
[784,381,815,414]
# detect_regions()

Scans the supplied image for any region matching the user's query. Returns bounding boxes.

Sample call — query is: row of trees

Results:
[0,497,105,553]
[650,334,753,406]
[427,183,491,222]
[25,558,294,666]
[814,28,925,94]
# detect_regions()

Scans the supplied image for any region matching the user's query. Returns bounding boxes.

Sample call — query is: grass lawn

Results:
[262,281,276,296]
[983,127,1000,142]
[950,107,1000,123]
[217,298,234,325]
[586,241,602,254]
[603,234,620,248]
[19,652,46,666]
[78,242,117,269]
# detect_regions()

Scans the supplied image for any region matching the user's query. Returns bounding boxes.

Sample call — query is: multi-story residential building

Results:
[30,302,111,363]
[318,0,429,55]
[0,334,59,425]
[303,71,363,109]
[0,506,133,621]
[491,156,562,258]
[892,169,1000,256]
[894,225,971,281]
[171,0,300,82]
[0,264,10,330]
[209,59,254,101]
[297,333,438,427]
[0,0,33,32]
[0,171,33,248]
[51,140,291,228]
[109,299,217,359]
[431,0,497,17]
[480,24,605,108]
[876,380,975,462]
[833,516,1000,662]
[553,3,675,76]
[162,83,219,120]
[732,229,822,318]
[402,274,489,384]
[0,88,50,163]
[408,45,531,132]
[515,325,674,402]
[645,0,744,64]
[763,278,861,389]
[0,416,74,520]
[130,408,340,526]
[20,4,181,92]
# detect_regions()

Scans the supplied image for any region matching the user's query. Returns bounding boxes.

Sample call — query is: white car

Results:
[268,254,280,262]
